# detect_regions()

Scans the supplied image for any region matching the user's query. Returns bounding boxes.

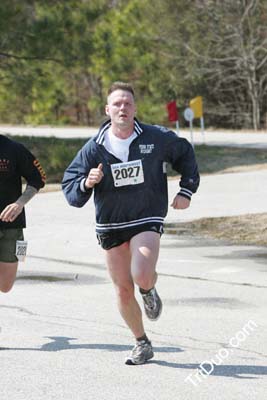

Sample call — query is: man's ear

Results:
[105,105,109,116]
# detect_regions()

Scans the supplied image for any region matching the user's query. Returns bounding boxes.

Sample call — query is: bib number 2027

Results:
[111,159,144,187]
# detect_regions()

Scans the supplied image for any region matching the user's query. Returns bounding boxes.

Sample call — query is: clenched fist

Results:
[85,163,104,189]
[171,194,190,210]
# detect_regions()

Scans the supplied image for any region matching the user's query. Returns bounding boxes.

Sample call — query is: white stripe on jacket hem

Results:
[96,216,164,231]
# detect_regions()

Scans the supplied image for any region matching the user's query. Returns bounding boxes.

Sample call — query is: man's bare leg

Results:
[0,262,18,292]
[130,231,162,322]
[130,231,160,291]
[106,242,145,339]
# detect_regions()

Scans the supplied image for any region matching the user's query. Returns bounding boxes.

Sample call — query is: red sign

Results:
[166,101,178,122]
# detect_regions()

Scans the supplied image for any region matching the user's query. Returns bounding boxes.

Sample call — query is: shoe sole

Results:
[125,352,154,365]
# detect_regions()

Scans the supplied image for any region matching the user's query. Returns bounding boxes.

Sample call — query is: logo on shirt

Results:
[33,159,46,183]
[0,159,10,172]
[139,144,154,154]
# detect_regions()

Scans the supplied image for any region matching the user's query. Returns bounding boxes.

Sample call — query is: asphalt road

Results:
[1,169,267,400]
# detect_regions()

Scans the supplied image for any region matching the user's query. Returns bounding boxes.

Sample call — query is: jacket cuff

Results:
[80,178,92,193]
[178,188,192,200]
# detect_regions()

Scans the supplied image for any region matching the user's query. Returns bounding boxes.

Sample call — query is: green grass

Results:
[167,145,267,176]
[194,145,267,175]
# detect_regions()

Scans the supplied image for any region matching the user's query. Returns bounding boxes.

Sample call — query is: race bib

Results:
[16,240,28,262]
[111,159,144,187]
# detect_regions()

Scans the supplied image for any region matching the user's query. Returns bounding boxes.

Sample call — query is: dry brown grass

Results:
[167,213,267,246]
[215,163,267,174]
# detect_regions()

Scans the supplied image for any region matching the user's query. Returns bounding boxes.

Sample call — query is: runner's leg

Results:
[105,242,145,339]
[130,231,160,291]
[0,262,18,292]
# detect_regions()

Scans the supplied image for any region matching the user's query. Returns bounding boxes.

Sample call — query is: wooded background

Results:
[0,0,266,130]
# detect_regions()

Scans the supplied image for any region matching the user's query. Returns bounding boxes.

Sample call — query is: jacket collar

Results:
[95,118,143,145]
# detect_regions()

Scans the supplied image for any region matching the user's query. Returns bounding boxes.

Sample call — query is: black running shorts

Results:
[96,223,163,250]
[0,228,24,262]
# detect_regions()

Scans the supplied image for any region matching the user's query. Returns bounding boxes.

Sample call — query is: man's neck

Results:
[110,123,134,139]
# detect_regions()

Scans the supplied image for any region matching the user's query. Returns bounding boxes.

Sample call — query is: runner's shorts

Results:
[97,222,163,250]
[0,228,24,262]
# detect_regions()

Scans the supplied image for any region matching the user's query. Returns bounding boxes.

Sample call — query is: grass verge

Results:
[165,213,267,246]
[167,145,267,176]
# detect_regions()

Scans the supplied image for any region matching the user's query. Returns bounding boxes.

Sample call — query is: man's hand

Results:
[0,202,24,222]
[85,163,104,189]
[171,194,191,210]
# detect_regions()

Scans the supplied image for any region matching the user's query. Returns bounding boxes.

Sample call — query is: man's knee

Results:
[132,270,154,291]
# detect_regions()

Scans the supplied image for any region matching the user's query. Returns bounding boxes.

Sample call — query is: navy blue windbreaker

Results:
[62,119,200,233]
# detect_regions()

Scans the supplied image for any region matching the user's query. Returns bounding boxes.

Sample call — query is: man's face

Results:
[105,89,136,128]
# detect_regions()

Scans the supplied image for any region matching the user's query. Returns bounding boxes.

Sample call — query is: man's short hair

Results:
[107,82,135,97]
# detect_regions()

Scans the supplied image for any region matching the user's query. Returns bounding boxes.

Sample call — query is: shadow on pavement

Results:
[150,360,267,379]
[0,335,182,354]
[1,336,266,378]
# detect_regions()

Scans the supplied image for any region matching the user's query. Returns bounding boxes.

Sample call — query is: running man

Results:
[0,135,46,292]
[62,82,200,365]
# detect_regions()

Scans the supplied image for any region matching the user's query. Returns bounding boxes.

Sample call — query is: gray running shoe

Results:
[125,340,154,365]
[141,287,162,321]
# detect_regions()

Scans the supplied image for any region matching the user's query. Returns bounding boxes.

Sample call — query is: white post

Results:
[190,120,194,148]
[184,107,194,147]
[200,116,205,144]
[175,120,180,136]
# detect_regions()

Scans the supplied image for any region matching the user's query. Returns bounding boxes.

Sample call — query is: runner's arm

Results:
[62,143,97,207]
[16,142,46,190]
[164,131,200,201]
[0,185,38,222]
